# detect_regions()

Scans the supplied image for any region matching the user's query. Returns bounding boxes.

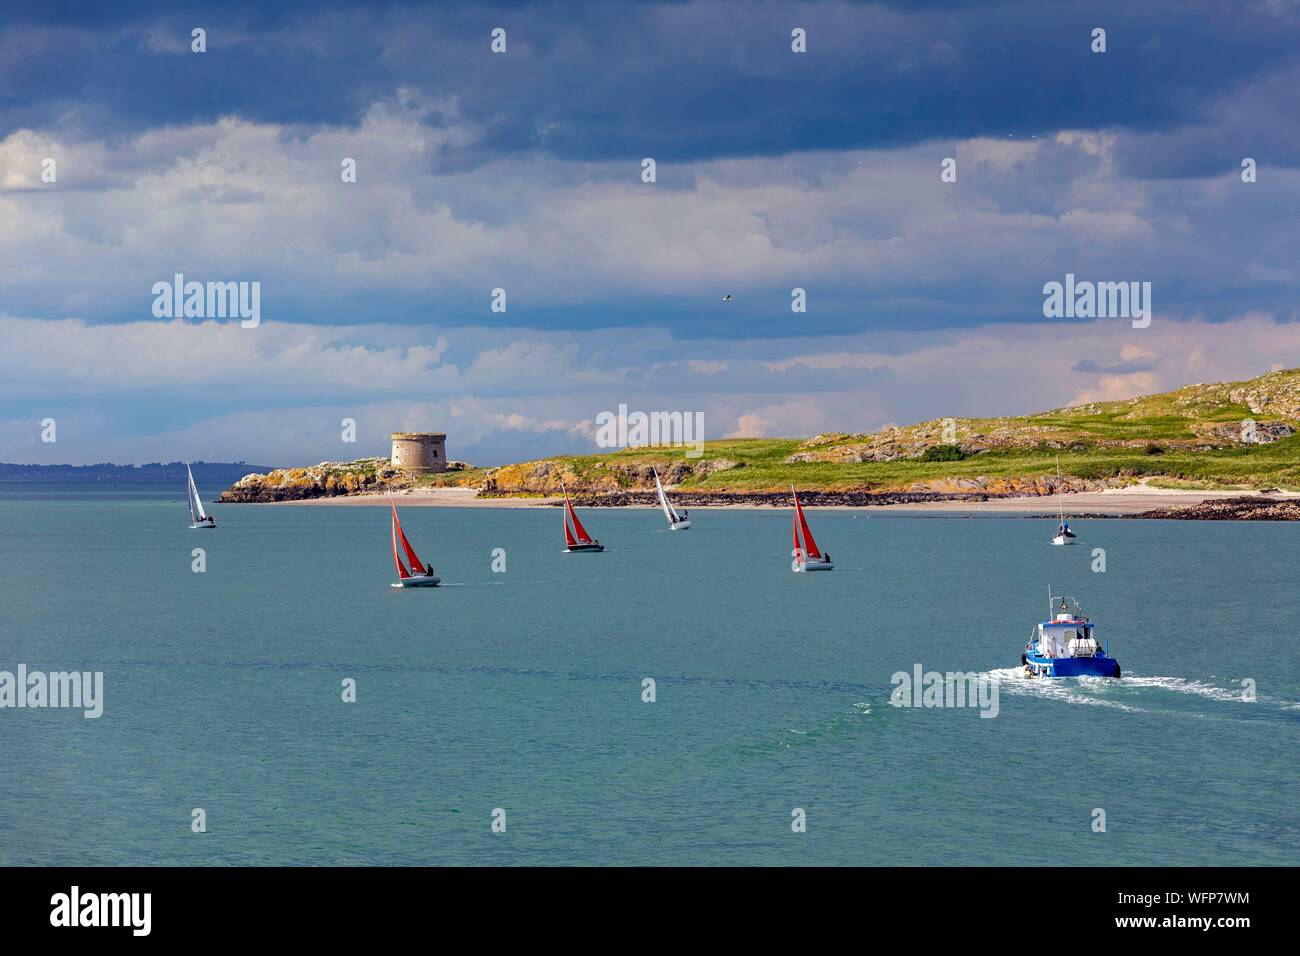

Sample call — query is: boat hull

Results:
[668,520,691,530]
[190,522,216,529]
[392,576,440,588]
[565,543,605,552]
[1024,653,1119,678]
[794,559,833,572]
[1052,535,1075,546]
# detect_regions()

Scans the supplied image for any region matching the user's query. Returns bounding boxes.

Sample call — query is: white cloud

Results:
[6,100,1291,324]
[4,312,1299,465]
[0,316,452,392]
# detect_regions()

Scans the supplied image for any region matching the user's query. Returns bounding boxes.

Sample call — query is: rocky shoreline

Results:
[1130,495,1300,520]
[216,458,475,502]
[1023,496,1300,521]
[217,460,1300,518]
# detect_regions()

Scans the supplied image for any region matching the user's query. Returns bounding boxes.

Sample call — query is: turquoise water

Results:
[1,491,1297,866]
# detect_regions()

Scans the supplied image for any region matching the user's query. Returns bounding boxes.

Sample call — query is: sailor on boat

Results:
[1057,519,1075,539]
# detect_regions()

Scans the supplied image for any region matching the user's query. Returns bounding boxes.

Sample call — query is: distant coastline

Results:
[0,461,276,483]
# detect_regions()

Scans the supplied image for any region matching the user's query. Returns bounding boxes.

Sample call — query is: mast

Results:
[1056,456,1065,523]
[565,494,592,543]
[389,495,426,574]
[791,486,803,557]
[391,514,409,579]
[792,486,821,559]
[562,496,577,547]
[561,482,587,545]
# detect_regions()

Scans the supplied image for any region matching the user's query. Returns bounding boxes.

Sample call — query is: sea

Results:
[2,482,1297,865]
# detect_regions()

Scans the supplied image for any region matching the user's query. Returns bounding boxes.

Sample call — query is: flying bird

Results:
[721,294,732,302]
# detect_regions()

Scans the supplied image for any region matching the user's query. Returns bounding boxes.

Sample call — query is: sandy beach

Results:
[876,486,1299,515]
[271,482,1300,514]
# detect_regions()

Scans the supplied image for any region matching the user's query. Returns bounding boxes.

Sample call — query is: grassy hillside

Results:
[482,369,1300,494]
[511,436,1300,493]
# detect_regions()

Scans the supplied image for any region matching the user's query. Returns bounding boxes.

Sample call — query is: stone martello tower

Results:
[390,432,447,475]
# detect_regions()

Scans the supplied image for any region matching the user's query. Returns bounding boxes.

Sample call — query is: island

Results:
[217,368,1300,518]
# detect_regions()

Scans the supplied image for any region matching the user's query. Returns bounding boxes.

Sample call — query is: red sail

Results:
[792,505,802,555]
[390,499,425,574]
[391,514,410,579]
[565,494,593,544]
[563,508,578,547]
[793,490,822,559]
[397,522,425,574]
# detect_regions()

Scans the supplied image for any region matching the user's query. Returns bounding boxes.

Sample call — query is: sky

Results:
[2,0,1298,466]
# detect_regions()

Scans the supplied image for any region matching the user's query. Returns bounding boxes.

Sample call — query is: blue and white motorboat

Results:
[1021,593,1120,678]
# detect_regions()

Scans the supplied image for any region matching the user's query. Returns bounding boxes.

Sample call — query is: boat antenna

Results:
[1047,585,1053,616]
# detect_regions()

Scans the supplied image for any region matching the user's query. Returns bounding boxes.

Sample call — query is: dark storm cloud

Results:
[3,1,1298,167]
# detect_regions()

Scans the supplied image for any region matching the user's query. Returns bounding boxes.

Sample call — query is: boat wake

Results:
[770,701,874,750]
[1116,675,1255,703]
[987,667,1142,711]
[985,667,1292,716]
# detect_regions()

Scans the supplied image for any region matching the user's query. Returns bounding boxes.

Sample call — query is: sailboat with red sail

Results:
[791,486,833,572]
[389,495,440,587]
[561,483,604,552]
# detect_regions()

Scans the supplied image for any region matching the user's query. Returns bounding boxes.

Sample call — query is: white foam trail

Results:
[1118,675,1253,703]
[986,667,1142,711]
[984,667,1282,712]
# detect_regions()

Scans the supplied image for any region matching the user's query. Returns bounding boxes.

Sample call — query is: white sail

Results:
[653,468,679,525]
[187,463,208,522]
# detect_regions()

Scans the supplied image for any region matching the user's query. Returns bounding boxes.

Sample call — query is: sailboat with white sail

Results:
[652,467,691,530]
[1051,457,1077,546]
[791,487,832,571]
[186,462,216,528]
[389,495,440,587]
[562,484,604,552]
